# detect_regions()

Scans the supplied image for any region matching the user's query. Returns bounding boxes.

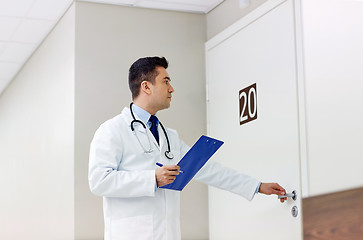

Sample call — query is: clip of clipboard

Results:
[160,135,224,191]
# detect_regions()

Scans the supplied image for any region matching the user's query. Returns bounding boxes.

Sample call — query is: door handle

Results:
[278,190,297,201]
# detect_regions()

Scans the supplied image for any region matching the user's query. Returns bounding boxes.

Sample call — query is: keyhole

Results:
[291,206,298,217]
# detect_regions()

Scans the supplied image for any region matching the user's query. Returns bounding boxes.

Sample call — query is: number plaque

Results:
[239,83,257,125]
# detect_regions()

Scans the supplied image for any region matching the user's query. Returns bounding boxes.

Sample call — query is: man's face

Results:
[149,66,174,111]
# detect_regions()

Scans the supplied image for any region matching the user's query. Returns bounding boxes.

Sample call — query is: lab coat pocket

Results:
[111,215,153,240]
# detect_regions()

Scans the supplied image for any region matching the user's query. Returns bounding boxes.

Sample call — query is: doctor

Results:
[89,56,287,240]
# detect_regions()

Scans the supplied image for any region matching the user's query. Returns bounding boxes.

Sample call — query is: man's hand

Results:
[155,165,180,188]
[259,182,287,203]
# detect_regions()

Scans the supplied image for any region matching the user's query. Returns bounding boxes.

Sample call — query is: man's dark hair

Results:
[128,56,169,99]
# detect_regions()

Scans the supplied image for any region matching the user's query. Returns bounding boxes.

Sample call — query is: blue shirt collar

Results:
[131,103,157,127]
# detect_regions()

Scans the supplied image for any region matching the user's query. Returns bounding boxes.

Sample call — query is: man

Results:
[89,56,287,240]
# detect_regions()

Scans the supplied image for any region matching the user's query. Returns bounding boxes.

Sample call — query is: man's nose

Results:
[169,84,174,93]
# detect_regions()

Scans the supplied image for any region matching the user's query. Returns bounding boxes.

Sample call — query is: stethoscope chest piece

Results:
[165,151,174,160]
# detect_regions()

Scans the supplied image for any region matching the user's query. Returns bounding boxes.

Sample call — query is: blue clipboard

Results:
[161,135,224,191]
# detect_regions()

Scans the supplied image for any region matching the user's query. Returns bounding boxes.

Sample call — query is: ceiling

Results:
[0,0,224,95]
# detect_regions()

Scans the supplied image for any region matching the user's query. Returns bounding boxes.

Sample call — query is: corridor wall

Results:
[0,4,75,240]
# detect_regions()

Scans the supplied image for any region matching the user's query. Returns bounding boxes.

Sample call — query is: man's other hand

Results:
[259,182,287,203]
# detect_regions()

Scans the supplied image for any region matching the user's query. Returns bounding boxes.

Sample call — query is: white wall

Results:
[207,0,268,39]
[301,0,363,196]
[0,4,75,240]
[74,2,208,239]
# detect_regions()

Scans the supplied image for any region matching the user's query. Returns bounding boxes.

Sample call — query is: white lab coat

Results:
[89,107,260,240]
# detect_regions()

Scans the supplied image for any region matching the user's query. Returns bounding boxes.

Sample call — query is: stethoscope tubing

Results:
[130,103,174,159]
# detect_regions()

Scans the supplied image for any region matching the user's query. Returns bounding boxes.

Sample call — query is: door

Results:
[206,0,303,239]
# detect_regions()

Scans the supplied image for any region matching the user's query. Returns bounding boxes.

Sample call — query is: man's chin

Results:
[157,103,171,112]
[164,103,171,109]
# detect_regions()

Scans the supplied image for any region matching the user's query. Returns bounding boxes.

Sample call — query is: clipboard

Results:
[161,135,224,191]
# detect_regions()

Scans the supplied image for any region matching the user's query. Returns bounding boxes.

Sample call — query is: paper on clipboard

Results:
[160,135,224,191]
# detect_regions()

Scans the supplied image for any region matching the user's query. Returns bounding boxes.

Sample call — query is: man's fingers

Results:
[163,165,180,171]
[260,182,288,203]
[272,183,286,195]
[168,170,180,176]
[162,165,180,175]
[271,189,284,195]
[156,165,181,187]
[273,183,285,192]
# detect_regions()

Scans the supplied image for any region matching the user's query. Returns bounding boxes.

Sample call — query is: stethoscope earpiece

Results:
[130,103,174,160]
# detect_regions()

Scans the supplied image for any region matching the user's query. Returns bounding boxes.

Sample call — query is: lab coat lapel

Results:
[124,107,147,135]
[146,126,160,151]
[123,107,162,151]
[123,107,160,151]
[134,119,160,151]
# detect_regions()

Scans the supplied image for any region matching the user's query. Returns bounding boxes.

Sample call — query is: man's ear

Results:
[140,81,151,95]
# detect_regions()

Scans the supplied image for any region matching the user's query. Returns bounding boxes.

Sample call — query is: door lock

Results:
[291,206,298,217]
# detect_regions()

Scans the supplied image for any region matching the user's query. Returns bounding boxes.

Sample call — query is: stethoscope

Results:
[130,103,174,159]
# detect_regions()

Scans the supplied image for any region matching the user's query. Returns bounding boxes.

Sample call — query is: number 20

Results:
[239,83,257,125]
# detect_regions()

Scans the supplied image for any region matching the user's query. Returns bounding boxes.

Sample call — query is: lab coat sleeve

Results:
[194,161,260,201]
[88,121,156,198]
[178,139,259,201]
